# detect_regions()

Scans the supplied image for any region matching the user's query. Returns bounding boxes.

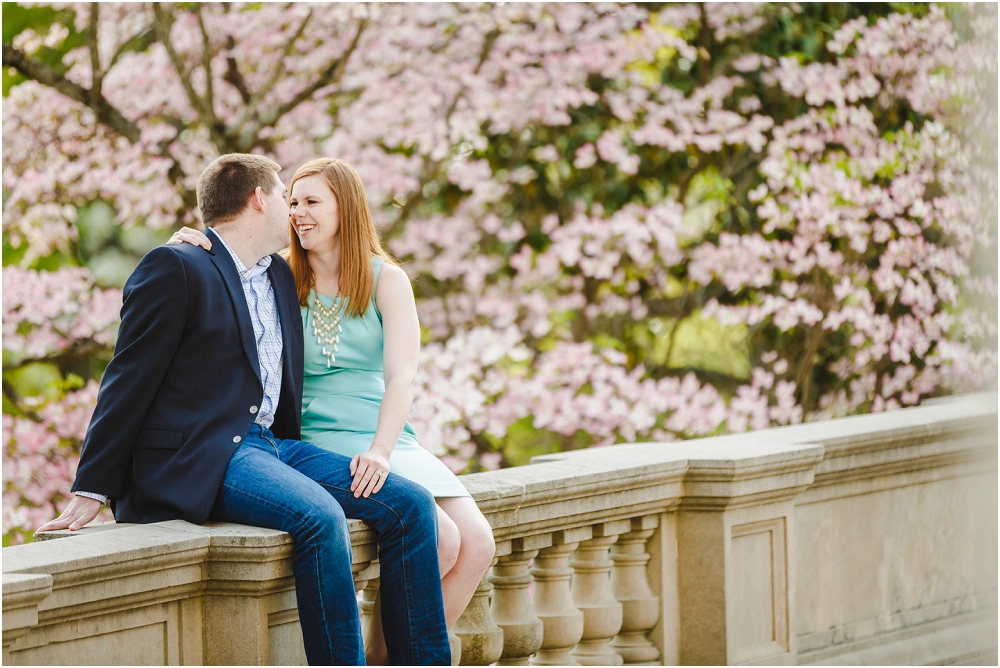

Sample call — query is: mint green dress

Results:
[300,257,471,498]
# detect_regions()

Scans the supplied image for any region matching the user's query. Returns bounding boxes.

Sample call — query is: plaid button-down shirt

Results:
[214,233,284,430]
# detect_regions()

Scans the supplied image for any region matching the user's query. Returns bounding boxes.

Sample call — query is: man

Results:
[38,154,451,666]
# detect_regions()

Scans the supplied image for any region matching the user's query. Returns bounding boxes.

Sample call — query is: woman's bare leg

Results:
[437,497,496,629]
[365,505,462,665]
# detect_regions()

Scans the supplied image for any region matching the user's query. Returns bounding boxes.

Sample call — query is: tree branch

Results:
[87,3,103,104]
[664,313,687,368]
[2,379,43,423]
[109,26,157,69]
[152,3,228,149]
[152,5,201,112]
[677,153,711,203]
[794,268,833,411]
[196,5,215,117]
[380,27,501,240]
[238,17,369,149]
[467,429,497,473]
[222,35,252,105]
[697,3,713,86]
[2,44,141,143]
[2,341,112,375]
[238,6,313,129]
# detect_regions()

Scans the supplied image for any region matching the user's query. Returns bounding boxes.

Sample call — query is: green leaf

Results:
[2,2,85,95]
[2,3,66,45]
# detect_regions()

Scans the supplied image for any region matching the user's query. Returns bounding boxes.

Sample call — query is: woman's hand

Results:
[350,449,390,498]
[167,226,213,250]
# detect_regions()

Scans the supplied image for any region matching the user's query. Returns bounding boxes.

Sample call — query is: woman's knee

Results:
[437,506,461,576]
[447,505,495,573]
[463,515,496,572]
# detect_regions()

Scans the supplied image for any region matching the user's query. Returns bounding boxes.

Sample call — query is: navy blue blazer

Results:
[72,228,304,524]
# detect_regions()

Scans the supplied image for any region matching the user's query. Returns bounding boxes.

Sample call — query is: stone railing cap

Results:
[3,523,210,576]
[532,438,824,472]
[462,450,689,498]
[2,573,53,595]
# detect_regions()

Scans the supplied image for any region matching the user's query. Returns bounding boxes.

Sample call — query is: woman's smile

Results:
[289,173,341,251]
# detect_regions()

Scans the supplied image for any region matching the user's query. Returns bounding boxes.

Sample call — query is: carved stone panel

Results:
[729,517,788,664]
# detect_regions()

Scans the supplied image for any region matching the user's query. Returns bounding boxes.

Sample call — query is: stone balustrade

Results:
[3,392,997,665]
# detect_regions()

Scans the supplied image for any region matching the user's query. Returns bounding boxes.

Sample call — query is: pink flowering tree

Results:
[3,3,996,542]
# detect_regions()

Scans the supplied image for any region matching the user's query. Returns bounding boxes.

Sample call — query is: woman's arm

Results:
[350,262,421,498]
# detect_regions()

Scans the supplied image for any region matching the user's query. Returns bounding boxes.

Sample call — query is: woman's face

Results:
[289,174,340,253]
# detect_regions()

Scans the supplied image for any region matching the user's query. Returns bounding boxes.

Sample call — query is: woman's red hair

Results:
[282,158,396,316]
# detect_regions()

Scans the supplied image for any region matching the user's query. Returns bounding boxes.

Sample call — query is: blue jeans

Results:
[210,424,451,666]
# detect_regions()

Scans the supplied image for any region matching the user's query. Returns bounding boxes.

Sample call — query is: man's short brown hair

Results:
[197,154,282,225]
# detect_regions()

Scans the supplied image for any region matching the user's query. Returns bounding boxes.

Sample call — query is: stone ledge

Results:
[35,516,372,542]
[531,440,825,510]
[4,523,211,581]
[2,574,53,622]
[798,607,998,665]
[464,453,688,539]
[2,573,54,661]
[796,591,998,655]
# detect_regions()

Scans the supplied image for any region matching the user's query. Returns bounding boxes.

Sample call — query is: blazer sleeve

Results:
[72,246,188,498]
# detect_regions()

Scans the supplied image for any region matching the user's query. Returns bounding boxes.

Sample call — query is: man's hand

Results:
[36,495,102,533]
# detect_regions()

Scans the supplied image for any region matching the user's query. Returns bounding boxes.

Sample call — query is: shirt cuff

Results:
[75,491,108,505]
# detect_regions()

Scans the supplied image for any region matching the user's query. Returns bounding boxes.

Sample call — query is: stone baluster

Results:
[454,548,504,666]
[570,519,631,666]
[353,559,376,592]
[491,534,551,665]
[450,631,463,667]
[530,526,592,666]
[352,525,379,659]
[610,516,660,665]
[360,578,379,644]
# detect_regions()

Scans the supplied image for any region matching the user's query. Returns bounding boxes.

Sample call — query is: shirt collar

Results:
[210,228,272,279]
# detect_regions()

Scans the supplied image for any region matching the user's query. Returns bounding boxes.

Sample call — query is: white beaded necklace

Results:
[310,282,344,368]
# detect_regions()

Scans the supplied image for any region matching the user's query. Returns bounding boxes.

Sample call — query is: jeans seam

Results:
[256,427,280,456]
[312,529,336,658]
[315,481,420,661]
[315,482,407,526]
[239,431,437,663]
[219,481,340,659]
[402,527,419,662]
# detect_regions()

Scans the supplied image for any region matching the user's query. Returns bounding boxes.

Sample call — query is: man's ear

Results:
[249,186,266,213]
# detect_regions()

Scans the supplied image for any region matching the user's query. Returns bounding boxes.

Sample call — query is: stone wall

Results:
[3,392,996,665]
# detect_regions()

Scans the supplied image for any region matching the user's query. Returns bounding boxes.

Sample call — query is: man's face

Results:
[264,174,291,251]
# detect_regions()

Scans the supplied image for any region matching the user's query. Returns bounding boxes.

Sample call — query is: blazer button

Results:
[233,436,242,444]
[250,406,259,414]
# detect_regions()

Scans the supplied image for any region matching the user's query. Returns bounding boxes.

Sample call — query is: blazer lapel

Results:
[206,228,262,387]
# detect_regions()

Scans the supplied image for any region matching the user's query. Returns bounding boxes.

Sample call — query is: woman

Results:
[171,158,495,664]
